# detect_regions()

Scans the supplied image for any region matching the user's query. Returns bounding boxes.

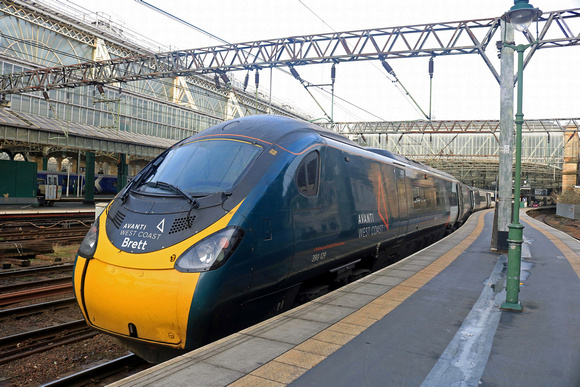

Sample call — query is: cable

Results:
[134,0,359,121]
[134,0,230,46]
[298,0,430,121]
[298,0,335,31]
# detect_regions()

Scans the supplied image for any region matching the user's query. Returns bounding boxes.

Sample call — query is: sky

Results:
[63,0,580,122]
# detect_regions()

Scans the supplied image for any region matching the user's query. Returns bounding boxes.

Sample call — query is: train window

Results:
[296,151,320,196]
[139,139,262,195]
[413,188,427,209]
[412,188,419,205]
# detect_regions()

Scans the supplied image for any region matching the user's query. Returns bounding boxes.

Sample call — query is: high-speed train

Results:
[73,115,492,362]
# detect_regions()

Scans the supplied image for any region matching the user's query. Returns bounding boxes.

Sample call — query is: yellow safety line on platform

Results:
[522,216,580,279]
[229,211,488,387]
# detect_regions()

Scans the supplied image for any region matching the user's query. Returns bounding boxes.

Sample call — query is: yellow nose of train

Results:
[73,214,200,348]
[73,201,241,353]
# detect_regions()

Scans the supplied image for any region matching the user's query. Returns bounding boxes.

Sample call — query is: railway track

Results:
[0,283,73,307]
[0,265,74,306]
[0,319,96,365]
[527,207,580,240]
[0,276,73,293]
[0,209,134,386]
[1,229,89,243]
[42,353,150,387]
[0,214,93,247]
[0,214,89,265]
[0,297,77,320]
[0,263,74,280]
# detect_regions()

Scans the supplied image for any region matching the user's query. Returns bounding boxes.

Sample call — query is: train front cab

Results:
[72,133,271,362]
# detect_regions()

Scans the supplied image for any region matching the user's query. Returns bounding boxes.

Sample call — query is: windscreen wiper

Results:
[145,181,199,209]
[120,153,166,203]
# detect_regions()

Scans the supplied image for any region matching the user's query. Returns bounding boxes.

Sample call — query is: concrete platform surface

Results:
[110,209,580,386]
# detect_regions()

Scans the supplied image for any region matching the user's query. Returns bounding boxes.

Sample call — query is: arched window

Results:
[0,151,10,160]
[14,153,25,161]
[47,157,58,171]
[61,158,71,172]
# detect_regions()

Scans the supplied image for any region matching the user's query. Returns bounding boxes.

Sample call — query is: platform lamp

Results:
[500,0,542,312]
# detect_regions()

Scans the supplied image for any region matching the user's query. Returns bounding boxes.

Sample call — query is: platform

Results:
[111,209,580,386]
[0,199,106,216]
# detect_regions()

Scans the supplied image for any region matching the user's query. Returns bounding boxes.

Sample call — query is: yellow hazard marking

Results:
[521,214,580,279]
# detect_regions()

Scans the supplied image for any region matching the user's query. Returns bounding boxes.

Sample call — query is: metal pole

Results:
[495,20,514,252]
[501,44,527,312]
[84,151,95,205]
[268,68,273,115]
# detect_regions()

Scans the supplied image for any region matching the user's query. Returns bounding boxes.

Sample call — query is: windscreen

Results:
[138,139,262,195]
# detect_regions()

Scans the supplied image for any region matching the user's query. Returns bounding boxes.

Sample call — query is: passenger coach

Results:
[74,115,484,362]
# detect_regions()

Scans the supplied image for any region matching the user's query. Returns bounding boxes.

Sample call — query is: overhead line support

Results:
[0,9,578,96]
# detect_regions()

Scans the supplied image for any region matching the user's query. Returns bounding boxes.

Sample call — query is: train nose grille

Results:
[169,216,195,234]
[109,210,126,229]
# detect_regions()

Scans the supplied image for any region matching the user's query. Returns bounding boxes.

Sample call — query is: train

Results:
[73,115,494,363]
[37,170,118,199]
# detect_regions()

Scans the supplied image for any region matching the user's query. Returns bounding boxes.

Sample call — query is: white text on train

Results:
[122,223,147,230]
[358,213,375,224]
[122,237,148,250]
[358,225,384,238]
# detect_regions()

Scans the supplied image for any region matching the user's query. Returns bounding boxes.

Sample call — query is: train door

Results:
[449,183,459,225]
[394,167,409,240]
[291,147,337,272]
[469,189,475,211]
[45,174,61,201]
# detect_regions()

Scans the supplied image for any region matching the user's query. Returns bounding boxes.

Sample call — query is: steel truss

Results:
[351,128,567,190]
[0,8,578,95]
[324,118,580,134]
[0,0,302,120]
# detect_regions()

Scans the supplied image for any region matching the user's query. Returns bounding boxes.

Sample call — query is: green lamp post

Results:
[500,0,542,312]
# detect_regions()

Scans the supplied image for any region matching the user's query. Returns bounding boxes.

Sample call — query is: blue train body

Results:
[37,170,117,195]
[73,115,492,362]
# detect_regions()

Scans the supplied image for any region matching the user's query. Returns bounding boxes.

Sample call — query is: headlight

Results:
[78,221,99,258]
[175,227,244,272]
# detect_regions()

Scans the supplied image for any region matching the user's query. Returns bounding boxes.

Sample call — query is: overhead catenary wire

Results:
[5,0,422,124]
[2,2,381,123]
[135,0,339,120]
[298,0,431,121]
[135,0,379,122]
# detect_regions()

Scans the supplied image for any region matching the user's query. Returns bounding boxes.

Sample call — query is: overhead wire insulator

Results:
[220,72,230,86]
[331,64,336,84]
[243,72,249,91]
[428,56,435,120]
[381,60,396,77]
[254,70,259,115]
[289,67,301,81]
